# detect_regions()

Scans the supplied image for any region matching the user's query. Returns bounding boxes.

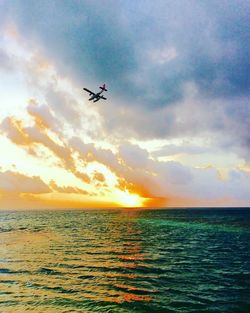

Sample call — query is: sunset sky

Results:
[0,0,249,209]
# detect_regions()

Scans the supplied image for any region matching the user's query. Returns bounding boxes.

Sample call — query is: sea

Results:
[0,208,249,313]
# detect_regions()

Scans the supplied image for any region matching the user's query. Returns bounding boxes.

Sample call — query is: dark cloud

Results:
[2,0,250,163]
[2,0,137,95]
[2,0,249,108]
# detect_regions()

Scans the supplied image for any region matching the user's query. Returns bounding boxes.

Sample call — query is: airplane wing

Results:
[83,88,95,95]
[100,96,107,100]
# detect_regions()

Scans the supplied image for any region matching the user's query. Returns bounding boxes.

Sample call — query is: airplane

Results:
[83,84,108,102]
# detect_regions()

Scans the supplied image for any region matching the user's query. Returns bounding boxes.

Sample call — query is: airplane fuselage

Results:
[89,90,104,101]
[83,84,107,102]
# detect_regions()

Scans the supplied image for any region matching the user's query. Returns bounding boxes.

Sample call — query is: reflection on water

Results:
[0,209,249,312]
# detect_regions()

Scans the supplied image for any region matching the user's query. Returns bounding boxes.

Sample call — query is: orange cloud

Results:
[49,180,89,195]
[0,170,50,194]
[74,171,91,184]
[1,115,77,177]
[27,99,59,130]
[0,116,192,208]
[1,117,31,145]
[3,100,241,209]
[93,171,106,183]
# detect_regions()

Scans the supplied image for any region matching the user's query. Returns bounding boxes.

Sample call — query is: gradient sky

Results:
[0,0,249,208]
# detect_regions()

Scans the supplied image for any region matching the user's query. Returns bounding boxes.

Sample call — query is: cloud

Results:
[5,0,248,104]
[96,102,175,140]
[111,142,250,204]
[2,2,249,148]
[45,87,82,129]
[1,111,250,206]
[0,2,249,207]
[69,136,121,174]
[0,48,14,72]
[0,114,96,191]
[0,170,50,193]
[92,171,106,183]
[149,46,178,65]
[27,99,60,131]
[49,180,89,195]
[1,115,74,169]
[119,143,149,169]
[153,144,208,157]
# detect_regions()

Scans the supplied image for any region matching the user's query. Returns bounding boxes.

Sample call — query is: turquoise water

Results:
[0,208,249,312]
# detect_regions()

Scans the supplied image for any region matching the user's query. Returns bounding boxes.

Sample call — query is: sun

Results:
[116,190,143,207]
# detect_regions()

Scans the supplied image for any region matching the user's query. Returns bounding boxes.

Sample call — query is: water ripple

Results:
[0,208,249,312]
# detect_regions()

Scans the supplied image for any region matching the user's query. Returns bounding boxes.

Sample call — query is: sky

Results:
[0,0,249,209]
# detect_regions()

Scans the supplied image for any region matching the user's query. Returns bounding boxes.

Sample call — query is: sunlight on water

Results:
[0,209,249,312]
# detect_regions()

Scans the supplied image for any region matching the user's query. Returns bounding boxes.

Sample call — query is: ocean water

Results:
[0,208,249,313]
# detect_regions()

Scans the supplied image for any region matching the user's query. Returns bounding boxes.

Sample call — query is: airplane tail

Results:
[99,84,108,92]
